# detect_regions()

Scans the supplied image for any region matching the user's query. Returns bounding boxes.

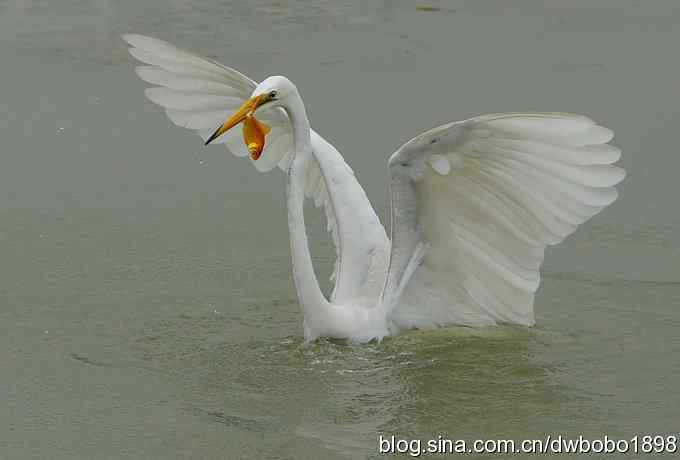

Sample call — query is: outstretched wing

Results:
[383,113,625,329]
[123,34,389,303]
[122,33,292,172]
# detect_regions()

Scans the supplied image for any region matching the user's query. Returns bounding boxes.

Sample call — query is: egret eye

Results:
[269,90,278,99]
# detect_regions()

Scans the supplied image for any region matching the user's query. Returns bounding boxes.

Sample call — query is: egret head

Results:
[252,76,297,108]
[204,76,295,159]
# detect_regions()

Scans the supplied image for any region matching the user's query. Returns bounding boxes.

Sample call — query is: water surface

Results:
[1,1,679,458]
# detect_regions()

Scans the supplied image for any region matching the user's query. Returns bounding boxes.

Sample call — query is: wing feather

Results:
[124,34,390,304]
[134,66,244,95]
[123,33,290,168]
[384,113,625,329]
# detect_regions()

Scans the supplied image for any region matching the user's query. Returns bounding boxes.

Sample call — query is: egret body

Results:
[123,34,625,343]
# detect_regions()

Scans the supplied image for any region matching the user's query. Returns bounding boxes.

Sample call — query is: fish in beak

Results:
[204,94,272,160]
[242,113,271,160]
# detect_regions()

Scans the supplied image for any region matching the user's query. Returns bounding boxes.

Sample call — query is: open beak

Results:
[204,94,269,146]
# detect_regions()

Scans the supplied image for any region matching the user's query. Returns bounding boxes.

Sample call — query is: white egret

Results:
[123,34,626,343]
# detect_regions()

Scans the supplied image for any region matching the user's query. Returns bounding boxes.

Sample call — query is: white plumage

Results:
[123,34,626,342]
[386,114,624,329]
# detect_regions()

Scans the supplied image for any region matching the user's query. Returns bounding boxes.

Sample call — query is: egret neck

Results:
[282,90,333,327]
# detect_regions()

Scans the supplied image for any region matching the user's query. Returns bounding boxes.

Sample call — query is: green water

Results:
[1,1,679,458]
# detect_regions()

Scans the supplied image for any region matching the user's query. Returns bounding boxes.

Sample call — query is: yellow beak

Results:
[204,94,269,146]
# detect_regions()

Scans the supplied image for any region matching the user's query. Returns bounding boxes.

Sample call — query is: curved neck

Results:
[283,93,331,318]
[284,92,312,155]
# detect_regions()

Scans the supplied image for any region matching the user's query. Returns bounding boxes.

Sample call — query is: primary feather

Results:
[124,34,626,342]
[384,113,625,330]
[123,34,390,307]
